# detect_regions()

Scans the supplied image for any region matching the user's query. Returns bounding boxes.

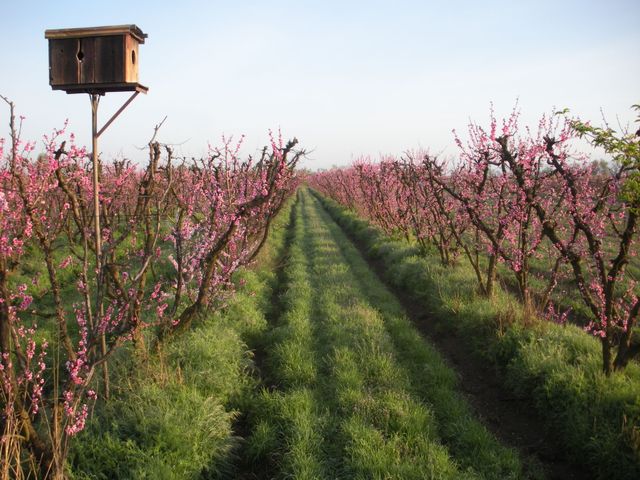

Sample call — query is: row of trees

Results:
[311,106,639,376]
[0,97,302,478]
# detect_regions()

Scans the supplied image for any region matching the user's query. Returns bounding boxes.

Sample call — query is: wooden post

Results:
[90,94,101,262]
[90,93,109,399]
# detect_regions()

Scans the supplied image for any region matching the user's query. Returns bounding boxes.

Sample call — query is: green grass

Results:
[243,189,527,479]
[69,199,296,479]
[314,188,640,480]
[69,185,639,479]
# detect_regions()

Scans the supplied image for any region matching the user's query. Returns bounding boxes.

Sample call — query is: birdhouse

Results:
[45,25,148,94]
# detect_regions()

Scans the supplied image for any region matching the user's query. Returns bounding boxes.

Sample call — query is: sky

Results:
[1,0,639,169]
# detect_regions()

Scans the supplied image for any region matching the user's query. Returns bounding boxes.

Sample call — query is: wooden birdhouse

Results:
[45,25,148,94]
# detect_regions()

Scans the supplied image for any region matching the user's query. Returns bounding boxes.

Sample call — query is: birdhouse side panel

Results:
[49,38,80,86]
[124,35,139,83]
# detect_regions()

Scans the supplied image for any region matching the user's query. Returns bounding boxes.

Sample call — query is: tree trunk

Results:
[614,340,640,371]
[602,336,613,376]
[0,258,11,366]
[485,254,497,298]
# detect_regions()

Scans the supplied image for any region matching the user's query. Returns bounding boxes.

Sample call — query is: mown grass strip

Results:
[313,188,640,480]
[304,190,527,479]
[299,192,465,479]
[244,192,334,479]
[248,189,535,479]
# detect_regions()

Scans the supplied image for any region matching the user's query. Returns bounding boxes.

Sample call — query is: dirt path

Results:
[314,192,593,480]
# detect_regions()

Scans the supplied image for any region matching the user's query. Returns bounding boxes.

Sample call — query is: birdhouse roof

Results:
[45,25,147,44]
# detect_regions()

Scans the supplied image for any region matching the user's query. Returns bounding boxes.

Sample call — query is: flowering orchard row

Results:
[310,106,640,377]
[0,98,302,478]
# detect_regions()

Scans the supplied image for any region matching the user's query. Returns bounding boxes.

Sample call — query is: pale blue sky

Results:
[1,0,638,168]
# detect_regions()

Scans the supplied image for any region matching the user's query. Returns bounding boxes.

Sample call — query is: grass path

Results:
[241,189,530,479]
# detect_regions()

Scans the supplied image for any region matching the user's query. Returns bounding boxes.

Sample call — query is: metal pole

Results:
[90,93,109,399]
